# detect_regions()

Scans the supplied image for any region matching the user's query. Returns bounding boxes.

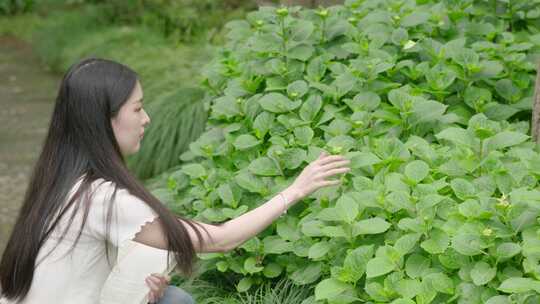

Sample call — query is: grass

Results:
[173,273,314,304]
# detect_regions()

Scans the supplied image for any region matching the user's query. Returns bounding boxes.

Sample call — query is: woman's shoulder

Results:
[70,175,133,204]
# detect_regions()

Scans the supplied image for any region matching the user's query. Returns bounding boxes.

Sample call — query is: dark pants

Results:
[155,286,195,304]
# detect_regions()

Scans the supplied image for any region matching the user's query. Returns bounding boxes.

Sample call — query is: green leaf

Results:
[458,199,481,218]
[322,226,347,238]
[495,243,521,259]
[495,79,521,103]
[277,217,301,242]
[401,11,430,27]
[325,119,352,136]
[299,94,323,121]
[409,99,447,126]
[233,134,260,150]
[420,229,449,254]
[484,103,519,121]
[235,171,266,194]
[426,64,456,90]
[290,19,314,42]
[498,277,540,293]
[315,278,350,300]
[258,92,301,113]
[470,261,496,286]
[404,160,429,184]
[308,241,331,259]
[181,163,207,179]
[287,80,309,98]
[485,296,510,304]
[301,220,325,237]
[425,272,454,294]
[464,86,492,110]
[244,257,264,274]
[394,233,421,256]
[366,257,395,278]
[217,183,235,207]
[452,48,479,68]
[282,148,307,169]
[248,157,281,176]
[349,152,381,168]
[435,127,478,149]
[262,262,283,278]
[237,277,253,292]
[405,254,430,279]
[211,95,241,119]
[391,300,416,304]
[348,92,381,111]
[216,261,228,272]
[294,126,314,146]
[263,236,293,254]
[391,28,409,46]
[253,111,274,139]
[291,263,322,285]
[288,44,314,61]
[451,234,485,256]
[307,56,326,81]
[451,178,476,200]
[486,131,529,151]
[336,193,359,223]
[353,218,391,236]
[396,279,422,299]
[342,245,374,282]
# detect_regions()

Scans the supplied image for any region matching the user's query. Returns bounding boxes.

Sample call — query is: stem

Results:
[280,17,288,73]
[320,18,326,43]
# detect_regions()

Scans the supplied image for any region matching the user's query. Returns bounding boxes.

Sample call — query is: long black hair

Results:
[0,58,209,301]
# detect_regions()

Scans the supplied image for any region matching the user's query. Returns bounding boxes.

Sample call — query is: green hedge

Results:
[157,0,540,303]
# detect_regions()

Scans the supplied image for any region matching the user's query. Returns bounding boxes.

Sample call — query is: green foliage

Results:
[156,0,540,303]
[92,0,256,43]
[0,0,34,15]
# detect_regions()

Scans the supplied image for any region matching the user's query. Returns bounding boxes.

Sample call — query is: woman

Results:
[0,58,351,303]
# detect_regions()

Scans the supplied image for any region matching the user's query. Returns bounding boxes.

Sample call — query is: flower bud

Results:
[276,7,289,17]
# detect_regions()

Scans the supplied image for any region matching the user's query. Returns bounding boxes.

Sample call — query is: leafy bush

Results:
[0,0,34,15]
[158,0,540,303]
[92,0,256,42]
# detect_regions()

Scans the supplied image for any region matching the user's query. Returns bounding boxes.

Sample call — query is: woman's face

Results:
[111,81,150,156]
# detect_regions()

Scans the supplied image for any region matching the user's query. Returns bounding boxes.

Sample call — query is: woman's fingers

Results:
[320,167,351,179]
[146,277,160,290]
[151,273,169,285]
[320,159,350,171]
[318,155,347,166]
[147,291,156,303]
[320,179,341,187]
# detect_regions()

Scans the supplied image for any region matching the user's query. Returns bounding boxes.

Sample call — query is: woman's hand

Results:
[286,151,351,201]
[145,273,170,304]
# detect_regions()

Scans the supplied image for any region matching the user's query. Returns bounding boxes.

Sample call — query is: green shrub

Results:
[92,0,256,42]
[0,0,34,15]
[155,0,540,303]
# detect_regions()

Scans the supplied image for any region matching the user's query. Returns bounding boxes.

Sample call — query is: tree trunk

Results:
[532,62,540,142]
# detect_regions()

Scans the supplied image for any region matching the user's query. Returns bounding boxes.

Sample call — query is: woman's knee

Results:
[156,286,195,304]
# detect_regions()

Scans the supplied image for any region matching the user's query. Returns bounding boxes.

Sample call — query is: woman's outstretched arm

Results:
[134,152,350,253]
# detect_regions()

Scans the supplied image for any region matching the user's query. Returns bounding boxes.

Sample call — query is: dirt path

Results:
[0,36,58,254]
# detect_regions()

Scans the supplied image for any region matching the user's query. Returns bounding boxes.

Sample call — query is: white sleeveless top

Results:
[0,177,158,304]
